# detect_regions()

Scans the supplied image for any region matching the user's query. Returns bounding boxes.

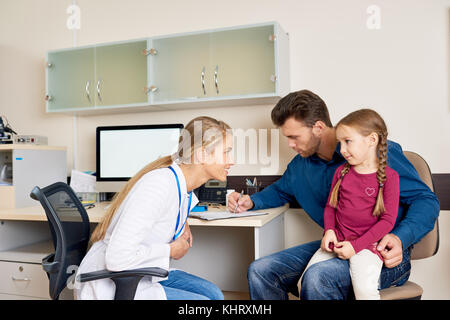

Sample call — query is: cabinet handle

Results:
[12,276,31,282]
[45,94,53,101]
[144,86,158,94]
[85,81,91,102]
[214,65,219,94]
[201,67,206,95]
[97,79,102,102]
[142,48,158,56]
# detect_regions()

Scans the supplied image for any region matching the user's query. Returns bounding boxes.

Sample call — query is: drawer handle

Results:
[12,276,31,282]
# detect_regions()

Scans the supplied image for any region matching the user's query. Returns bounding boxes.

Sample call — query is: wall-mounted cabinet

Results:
[46,40,148,113]
[45,22,289,115]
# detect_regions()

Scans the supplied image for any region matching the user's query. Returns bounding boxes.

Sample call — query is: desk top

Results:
[0,144,66,151]
[0,203,289,228]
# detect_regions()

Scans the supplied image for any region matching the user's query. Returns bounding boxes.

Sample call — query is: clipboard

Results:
[189,210,268,221]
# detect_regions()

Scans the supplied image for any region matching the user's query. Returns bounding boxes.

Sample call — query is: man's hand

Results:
[377,233,403,268]
[227,192,253,213]
[333,241,356,260]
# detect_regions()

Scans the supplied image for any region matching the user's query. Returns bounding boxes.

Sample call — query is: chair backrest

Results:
[403,151,439,260]
[30,182,90,300]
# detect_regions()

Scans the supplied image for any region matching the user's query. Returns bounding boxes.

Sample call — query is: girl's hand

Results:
[321,229,338,252]
[333,241,356,260]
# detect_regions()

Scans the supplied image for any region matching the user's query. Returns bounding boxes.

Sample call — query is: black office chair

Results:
[30,181,168,300]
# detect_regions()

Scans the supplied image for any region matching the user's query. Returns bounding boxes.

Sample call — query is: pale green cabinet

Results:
[150,33,211,103]
[46,40,148,112]
[46,47,95,111]
[45,22,289,114]
[148,23,286,106]
[209,25,276,97]
[95,41,148,107]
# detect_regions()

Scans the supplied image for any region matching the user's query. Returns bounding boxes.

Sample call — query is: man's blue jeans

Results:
[248,240,412,300]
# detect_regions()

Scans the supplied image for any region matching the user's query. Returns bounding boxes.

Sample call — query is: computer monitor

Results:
[96,124,183,189]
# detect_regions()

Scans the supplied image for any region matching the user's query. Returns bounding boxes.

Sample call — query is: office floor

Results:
[223,291,250,300]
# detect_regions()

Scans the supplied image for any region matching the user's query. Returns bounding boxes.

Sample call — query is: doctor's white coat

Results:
[75,163,198,300]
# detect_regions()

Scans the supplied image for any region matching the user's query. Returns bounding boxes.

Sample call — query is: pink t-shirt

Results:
[323,164,400,261]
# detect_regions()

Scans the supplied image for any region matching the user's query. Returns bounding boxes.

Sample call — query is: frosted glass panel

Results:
[210,25,276,97]
[95,41,148,107]
[150,34,211,102]
[47,48,95,110]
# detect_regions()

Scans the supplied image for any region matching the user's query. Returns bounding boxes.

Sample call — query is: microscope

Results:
[0,116,16,144]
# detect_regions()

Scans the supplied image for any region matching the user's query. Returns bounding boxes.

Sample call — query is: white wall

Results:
[0,0,449,175]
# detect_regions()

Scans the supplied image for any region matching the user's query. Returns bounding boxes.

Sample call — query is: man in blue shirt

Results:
[228,90,440,300]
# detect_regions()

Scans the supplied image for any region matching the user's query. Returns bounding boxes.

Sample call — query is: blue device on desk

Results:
[191,204,208,212]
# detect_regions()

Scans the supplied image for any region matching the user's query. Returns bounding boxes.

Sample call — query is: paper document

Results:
[189,211,268,221]
[70,169,96,193]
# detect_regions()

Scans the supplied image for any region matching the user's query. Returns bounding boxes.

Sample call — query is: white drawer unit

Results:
[0,240,53,300]
[0,261,50,299]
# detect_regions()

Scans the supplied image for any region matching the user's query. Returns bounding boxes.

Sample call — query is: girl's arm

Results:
[349,169,400,254]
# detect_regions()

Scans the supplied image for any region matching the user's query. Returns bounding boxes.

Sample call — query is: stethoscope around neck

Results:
[168,166,193,241]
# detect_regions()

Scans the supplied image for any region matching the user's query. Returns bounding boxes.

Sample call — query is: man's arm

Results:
[386,141,440,250]
[250,160,296,210]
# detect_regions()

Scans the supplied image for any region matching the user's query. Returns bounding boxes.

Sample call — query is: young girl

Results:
[76,116,234,300]
[299,109,399,300]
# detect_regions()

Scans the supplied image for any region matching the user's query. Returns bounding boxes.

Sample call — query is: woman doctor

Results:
[75,116,233,300]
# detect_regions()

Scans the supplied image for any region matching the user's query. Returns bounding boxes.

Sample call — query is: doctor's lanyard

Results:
[168,166,193,241]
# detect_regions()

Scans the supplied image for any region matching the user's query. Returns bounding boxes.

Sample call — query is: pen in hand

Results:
[233,190,244,214]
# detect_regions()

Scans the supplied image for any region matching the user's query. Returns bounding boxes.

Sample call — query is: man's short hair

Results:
[271,90,333,128]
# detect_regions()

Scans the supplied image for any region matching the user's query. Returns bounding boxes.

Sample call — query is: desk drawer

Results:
[0,261,50,299]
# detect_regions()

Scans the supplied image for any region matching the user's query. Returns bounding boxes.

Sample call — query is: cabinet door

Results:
[95,40,148,107]
[209,25,276,97]
[46,48,95,111]
[150,33,211,103]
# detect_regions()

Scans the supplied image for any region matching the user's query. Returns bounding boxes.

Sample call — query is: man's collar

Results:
[311,142,343,164]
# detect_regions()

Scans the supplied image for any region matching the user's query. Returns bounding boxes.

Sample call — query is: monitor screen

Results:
[96,124,183,181]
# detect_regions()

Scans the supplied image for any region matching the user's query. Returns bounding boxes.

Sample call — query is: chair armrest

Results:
[77,267,169,283]
[42,253,60,274]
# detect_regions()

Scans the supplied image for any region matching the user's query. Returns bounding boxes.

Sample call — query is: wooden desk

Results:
[0,203,288,293]
[0,202,286,227]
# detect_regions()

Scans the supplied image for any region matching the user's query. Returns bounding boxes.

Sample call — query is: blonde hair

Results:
[89,116,231,244]
[328,109,388,217]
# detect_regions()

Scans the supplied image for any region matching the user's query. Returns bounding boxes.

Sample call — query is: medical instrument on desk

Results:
[0,116,17,144]
[233,190,244,214]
